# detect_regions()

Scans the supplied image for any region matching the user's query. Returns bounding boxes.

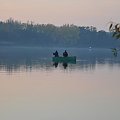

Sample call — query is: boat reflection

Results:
[53,62,59,68]
[63,62,68,69]
[53,62,68,69]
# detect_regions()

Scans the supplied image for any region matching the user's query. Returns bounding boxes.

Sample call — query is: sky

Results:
[0,0,120,31]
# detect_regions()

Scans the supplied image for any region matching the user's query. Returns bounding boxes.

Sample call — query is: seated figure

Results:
[63,50,68,57]
[53,50,59,57]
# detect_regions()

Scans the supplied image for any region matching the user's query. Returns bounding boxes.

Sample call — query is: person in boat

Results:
[53,50,59,57]
[63,50,68,57]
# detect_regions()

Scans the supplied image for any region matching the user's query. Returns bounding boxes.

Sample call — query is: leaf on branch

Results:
[112,32,117,37]
[115,24,119,32]
[109,23,113,31]
[116,34,120,39]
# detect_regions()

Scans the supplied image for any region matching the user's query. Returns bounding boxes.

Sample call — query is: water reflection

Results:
[0,47,120,72]
[53,62,59,68]
[53,62,68,69]
[0,47,120,120]
[62,62,68,69]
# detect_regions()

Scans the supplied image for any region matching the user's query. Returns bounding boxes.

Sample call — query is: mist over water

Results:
[0,47,120,120]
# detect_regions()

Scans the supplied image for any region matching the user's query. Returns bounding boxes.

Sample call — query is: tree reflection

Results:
[0,47,120,72]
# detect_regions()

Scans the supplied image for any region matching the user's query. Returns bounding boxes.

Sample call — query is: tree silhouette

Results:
[0,18,119,48]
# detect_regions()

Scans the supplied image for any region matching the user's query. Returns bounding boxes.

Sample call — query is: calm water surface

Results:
[0,47,120,120]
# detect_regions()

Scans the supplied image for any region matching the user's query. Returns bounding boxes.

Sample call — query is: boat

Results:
[52,56,76,63]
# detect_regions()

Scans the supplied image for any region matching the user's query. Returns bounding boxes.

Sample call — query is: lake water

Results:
[0,47,120,120]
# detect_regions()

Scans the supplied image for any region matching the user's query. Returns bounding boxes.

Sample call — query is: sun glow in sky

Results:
[0,0,120,31]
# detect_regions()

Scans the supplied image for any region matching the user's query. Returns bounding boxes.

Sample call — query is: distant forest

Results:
[0,18,120,48]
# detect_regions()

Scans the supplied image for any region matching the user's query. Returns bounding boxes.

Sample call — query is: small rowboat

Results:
[52,56,76,63]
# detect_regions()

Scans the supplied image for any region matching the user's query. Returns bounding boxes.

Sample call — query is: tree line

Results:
[0,18,119,48]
